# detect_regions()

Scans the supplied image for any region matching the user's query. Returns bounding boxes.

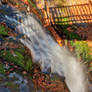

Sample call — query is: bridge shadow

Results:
[52,23,92,41]
[41,3,92,41]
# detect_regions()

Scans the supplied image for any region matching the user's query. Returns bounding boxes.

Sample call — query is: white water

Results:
[1,6,88,91]
[15,13,88,92]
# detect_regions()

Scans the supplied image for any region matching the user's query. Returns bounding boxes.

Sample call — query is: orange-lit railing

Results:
[41,2,92,25]
[7,0,64,46]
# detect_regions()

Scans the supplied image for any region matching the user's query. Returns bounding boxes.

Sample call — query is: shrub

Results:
[60,24,81,40]
[70,41,92,63]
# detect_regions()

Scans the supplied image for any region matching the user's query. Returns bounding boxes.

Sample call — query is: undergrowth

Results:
[59,24,81,40]
[70,41,92,63]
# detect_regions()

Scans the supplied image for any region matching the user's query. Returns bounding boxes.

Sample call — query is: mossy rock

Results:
[0,24,8,36]
[0,64,5,74]
[7,81,19,90]
[0,50,24,67]
[14,48,25,54]
[0,49,33,72]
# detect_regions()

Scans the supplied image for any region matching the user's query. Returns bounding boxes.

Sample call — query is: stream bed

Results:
[0,72,30,92]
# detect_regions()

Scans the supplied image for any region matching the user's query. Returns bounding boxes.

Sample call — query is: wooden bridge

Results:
[40,2,92,26]
[2,0,92,46]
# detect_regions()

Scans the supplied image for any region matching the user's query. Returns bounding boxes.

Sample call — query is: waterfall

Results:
[0,5,89,92]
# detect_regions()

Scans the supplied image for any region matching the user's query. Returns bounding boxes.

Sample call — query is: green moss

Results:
[0,64,5,74]
[0,49,33,72]
[7,82,15,87]
[24,59,32,71]
[0,25,8,36]
[0,51,24,67]
[14,48,25,54]
[23,55,32,71]
[7,82,19,90]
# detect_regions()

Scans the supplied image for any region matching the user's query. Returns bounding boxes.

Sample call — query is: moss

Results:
[0,49,33,72]
[0,50,24,67]
[0,63,5,74]
[24,59,32,71]
[23,55,33,71]
[7,82,15,87]
[0,24,8,36]
[7,82,19,90]
[14,48,25,54]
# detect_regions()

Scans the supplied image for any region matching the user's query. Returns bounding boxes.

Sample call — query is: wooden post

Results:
[36,0,45,9]
[45,0,55,26]
[89,0,92,4]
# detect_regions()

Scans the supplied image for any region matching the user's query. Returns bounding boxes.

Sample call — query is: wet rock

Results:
[0,87,11,92]
[8,72,28,85]
[36,90,41,92]
[0,74,5,78]
[23,79,28,84]
[20,84,29,92]
[4,64,10,70]
[8,72,23,84]
[0,38,4,42]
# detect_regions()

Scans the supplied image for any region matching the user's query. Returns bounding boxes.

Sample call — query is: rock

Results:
[23,79,28,84]
[4,64,10,70]
[36,90,42,92]
[0,38,4,42]
[0,74,5,78]
[20,84,29,92]
[0,87,11,92]
[8,72,28,85]
[8,72,23,84]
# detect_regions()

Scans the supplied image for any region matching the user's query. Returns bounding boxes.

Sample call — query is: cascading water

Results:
[0,5,89,92]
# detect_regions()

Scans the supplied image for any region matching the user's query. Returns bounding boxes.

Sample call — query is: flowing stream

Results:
[0,5,89,92]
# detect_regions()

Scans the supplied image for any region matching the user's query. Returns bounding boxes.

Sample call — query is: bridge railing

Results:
[40,2,92,26]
